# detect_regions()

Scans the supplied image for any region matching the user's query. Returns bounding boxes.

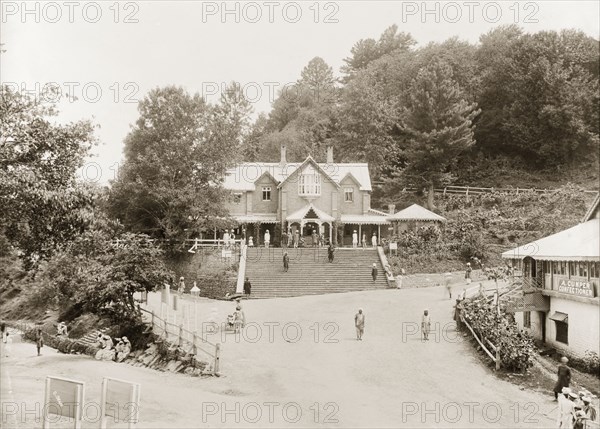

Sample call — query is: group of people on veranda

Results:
[351,230,378,248]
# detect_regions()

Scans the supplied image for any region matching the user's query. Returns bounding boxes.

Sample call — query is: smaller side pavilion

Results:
[388,204,447,235]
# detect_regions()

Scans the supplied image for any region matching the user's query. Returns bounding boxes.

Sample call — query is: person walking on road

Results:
[421,310,431,341]
[35,327,44,356]
[283,251,290,272]
[465,262,472,284]
[554,356,572,400]
[371,263,378,282]
[445,273,452,299]
[355,309,365,340]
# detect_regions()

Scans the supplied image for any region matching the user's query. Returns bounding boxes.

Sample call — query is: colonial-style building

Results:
[223,145,390,246]
[502,194,600,357]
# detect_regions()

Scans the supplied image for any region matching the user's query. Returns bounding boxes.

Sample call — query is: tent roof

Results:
[388,204,446,222]
[502,218,599,261]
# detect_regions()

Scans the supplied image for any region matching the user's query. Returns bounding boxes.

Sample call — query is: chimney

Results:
[388,204,396,215]
[326,145,334,164]
[280,144,287,166]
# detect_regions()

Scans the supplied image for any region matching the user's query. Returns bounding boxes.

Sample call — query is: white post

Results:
[378,224,381,245]
[358,224,362,246]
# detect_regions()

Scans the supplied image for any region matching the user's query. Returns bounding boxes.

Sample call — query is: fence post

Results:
[465,186,470,203]
[495,347,501,371]
[151,310,155,328]
[214,343,221,375]
[516,187,519,194]
[164,319,168,339]
[192,333,197,355]
[443,187,447,196]
[178,325,184,347]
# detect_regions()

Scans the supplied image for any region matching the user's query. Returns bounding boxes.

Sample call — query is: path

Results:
[1,286,558,428]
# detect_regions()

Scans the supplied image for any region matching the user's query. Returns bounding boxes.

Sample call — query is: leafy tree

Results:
[476,27,599,168]
[341,25,416,82]
[386,61,480,209]
[108,86,234,241]
[0,86,97,266]
[35,221,173,325]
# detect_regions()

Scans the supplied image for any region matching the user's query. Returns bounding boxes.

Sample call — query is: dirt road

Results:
[1,285,558,428]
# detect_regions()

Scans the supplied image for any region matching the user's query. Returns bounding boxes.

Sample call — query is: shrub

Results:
[459,297,535,372]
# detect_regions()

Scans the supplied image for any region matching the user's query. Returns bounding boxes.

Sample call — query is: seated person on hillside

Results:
[95,334,116,361]
[56,322,68,336]
[116,337,131,362]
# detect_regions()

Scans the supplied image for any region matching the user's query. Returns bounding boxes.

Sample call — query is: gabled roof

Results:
[502,218,599,261]
[223,157,373,191]
[388,204,446,222]
[583,193,600,222]
[287,204,335,222]
[277,156,340,190]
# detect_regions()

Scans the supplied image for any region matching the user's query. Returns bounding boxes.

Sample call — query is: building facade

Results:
[223,145,391,246]
[502,195,600,357]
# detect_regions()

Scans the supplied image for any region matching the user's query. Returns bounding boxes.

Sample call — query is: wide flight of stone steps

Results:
[245,247,390,298]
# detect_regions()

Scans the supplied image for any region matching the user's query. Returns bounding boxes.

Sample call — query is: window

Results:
[344,187,354,202]
[262,187,271,201]
[232,193,242,204]
[591,262,599,279]
[298,165,321,196]
[555,322,568,345]
[523,311,531,328]
[569,262,578,277]
[578,262,588,278]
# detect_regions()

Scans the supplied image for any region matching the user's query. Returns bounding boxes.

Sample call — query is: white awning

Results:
[233,214,278,224]
[340,214,391,225]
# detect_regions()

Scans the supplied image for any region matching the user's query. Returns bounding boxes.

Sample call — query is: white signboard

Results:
[101,377,141,428]
[43,376,85,429]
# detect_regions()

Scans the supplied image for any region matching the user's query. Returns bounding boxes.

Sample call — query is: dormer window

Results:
[298,165,321,196]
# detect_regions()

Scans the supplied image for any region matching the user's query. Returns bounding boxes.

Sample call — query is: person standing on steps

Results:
[371,263,378,282]
[362,233,367,250]
[371,232,377,248]
[264,229,270,248]
[243,277,252,296]
[281,230,288,249]
[352,230,358,248]
[294,229,299,248]
[355,308,365,340]
[328,244,335,263]
[283,251,290,272]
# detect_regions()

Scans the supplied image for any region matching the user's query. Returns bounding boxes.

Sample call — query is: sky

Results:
[1,1,599,184]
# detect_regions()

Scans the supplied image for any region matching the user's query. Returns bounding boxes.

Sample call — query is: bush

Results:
[459,297,535,372]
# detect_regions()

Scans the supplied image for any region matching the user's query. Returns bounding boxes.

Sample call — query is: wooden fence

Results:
[372,184,599,197]
[139,306,221,375]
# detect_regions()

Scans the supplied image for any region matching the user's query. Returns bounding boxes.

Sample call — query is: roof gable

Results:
[277,156,340,190]
[340,172,362,188]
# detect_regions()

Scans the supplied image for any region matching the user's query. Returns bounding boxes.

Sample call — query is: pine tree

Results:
[391,61,480,209]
